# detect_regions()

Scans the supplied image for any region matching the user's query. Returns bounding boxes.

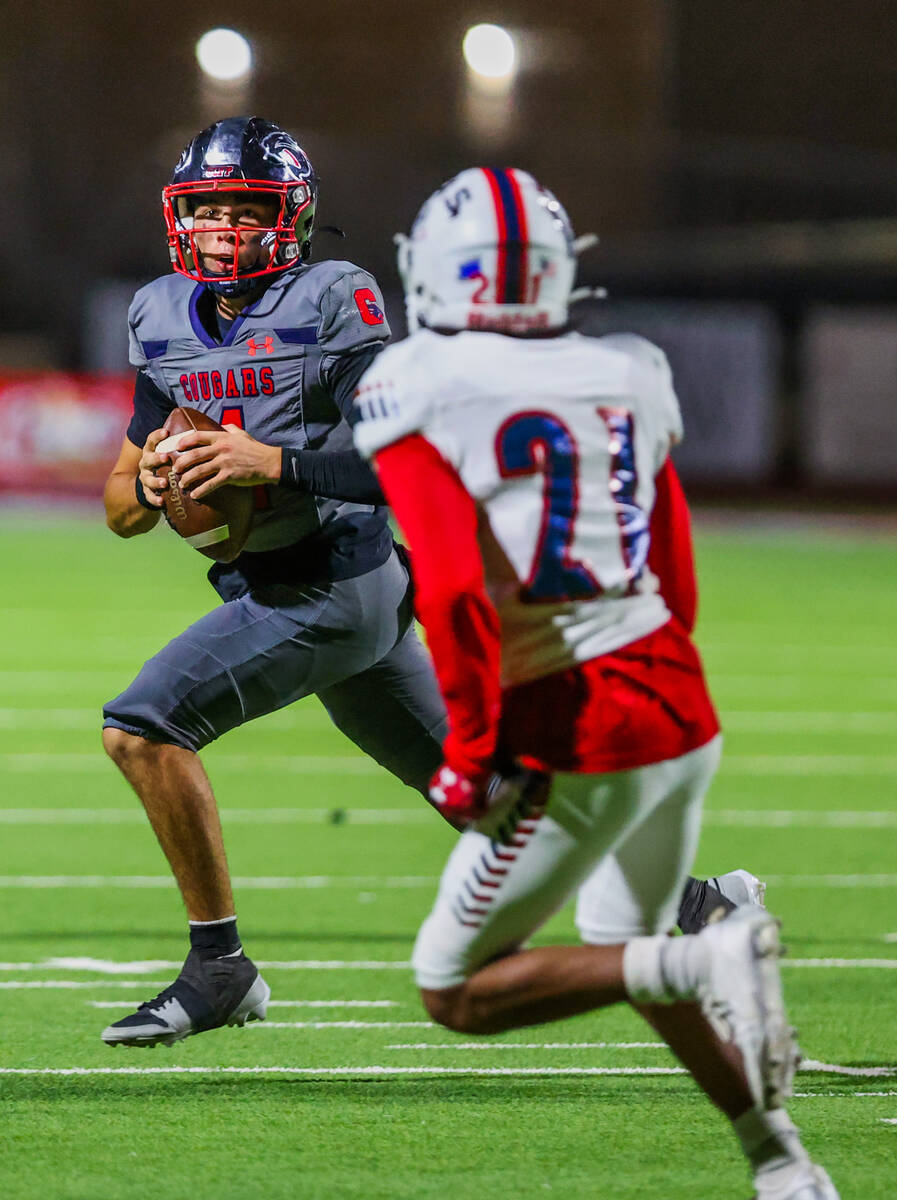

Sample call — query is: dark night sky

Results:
[5,1,897,359]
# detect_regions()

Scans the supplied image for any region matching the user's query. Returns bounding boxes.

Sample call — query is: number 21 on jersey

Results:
[495,407,650,604]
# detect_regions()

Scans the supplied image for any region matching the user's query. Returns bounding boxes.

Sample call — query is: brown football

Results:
[157,407,254,562]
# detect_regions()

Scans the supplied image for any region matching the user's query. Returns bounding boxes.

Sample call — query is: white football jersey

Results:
[354,328,683,686]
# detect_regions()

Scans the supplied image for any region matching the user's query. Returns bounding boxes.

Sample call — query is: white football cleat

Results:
[712,869,767,910]
[694,905,799,1109]
[754,1163,840,1199]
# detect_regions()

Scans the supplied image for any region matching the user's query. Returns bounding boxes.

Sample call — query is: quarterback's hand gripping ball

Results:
[154,407,254,562]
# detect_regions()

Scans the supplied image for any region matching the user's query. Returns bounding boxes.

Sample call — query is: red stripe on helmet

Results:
[482,168,508,304]
[506,169,530,304]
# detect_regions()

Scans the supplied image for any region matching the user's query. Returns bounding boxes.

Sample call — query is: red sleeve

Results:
[374,434,502,783]
[647,457,697,633]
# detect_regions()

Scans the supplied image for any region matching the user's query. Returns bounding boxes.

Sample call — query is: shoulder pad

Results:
[598,332,671,375]
[352,335,432,459]
[127,275,195,369]
[313,261,391,353]
[600,332,682,446]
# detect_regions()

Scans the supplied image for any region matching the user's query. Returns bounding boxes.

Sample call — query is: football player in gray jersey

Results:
[99,117,450,1047]
[98,117,761,1049]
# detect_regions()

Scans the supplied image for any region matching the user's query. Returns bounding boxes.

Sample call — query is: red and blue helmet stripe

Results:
[481,167,530,305]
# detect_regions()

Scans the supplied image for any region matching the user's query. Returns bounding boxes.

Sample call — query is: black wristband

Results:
[135,475,157,511]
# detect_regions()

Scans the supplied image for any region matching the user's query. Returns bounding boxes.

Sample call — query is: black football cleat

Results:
[101,949,270,1047]
[677,870,766,934]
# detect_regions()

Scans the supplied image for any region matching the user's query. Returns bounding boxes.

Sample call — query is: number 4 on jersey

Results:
[495,407,649,604]
[221,405,271,511]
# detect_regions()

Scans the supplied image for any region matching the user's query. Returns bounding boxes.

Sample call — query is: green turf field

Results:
[0,511,894,1199]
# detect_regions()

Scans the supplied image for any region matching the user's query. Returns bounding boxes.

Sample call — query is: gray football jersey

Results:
[128,261,390,554]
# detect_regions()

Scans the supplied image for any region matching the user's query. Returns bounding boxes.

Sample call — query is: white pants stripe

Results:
[412,736,722,991]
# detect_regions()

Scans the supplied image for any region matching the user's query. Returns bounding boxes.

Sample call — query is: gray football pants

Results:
[103,550,448,793]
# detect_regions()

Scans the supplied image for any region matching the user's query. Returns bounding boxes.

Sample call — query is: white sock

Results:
[735,1106,809,1169]
[622,934,706,1004]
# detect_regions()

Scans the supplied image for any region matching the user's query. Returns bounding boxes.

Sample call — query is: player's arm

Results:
[373,434,502,784]
[647,457,697,632]
[103,435,168,537]
[103,371,179,537]
[173,355,386,503]
[280,346,386,504]
[273,269,392,506]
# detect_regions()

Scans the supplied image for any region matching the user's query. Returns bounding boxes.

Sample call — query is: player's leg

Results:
[414,744,831,1196]
[416,738,718,1033]
[101,733,233,921]
[413,772,638,1029]
[99,552,414,1046]
[573,748,832,1198]
[319,587,764,921]
[316,618,447,795]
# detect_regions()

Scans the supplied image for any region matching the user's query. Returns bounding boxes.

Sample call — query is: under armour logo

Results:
[247,336,274,356]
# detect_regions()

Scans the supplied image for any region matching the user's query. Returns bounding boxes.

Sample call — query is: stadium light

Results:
[195,28,253,83]
[463,24,517,83]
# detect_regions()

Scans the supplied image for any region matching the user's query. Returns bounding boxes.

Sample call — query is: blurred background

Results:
[3,0,897,500]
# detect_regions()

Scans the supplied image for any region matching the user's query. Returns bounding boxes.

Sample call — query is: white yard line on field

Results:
[0,808,431,825]
[0,1066,690,1078]
[4,708,895,733]
[3,873,897,891]
[0,958,414,973]
[0,707,335,730]
[712,676,897,695]
[1,1064,893,1080]
[0,981,171,989]
[248,1021,433,1029]
[1,806,895,828]
[1,956,895,981]
[0,876,438,889]
[0,754,382,774]
[89,999,399,1009]
[722,756,897,775]
[704,810,897,829]
[0,672,126,689]
[3,752,897,776]
[784,959,897,968]
[721,712,897,733]
[386,1042,667,1051]
[765,876,897,889]
[801,1060,897,1077]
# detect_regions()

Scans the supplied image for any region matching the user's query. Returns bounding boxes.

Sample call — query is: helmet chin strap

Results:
[201,246,269,298]
[206,276,262,298]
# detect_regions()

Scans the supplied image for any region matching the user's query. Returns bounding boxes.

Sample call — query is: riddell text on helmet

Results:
[467,309,551,333]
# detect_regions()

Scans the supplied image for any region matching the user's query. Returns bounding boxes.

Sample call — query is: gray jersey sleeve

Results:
[317,266,390,354]
[127,293,148,369]
[316,265,391,424]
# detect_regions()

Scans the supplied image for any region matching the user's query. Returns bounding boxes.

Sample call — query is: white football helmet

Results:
[397,167,591,334]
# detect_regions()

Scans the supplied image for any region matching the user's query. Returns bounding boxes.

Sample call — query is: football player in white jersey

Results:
[353,168,838,1200]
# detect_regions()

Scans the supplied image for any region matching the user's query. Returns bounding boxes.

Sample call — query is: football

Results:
[156,407,254,562]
